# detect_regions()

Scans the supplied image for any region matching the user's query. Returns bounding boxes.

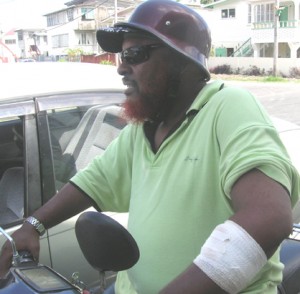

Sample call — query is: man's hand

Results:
[0,223,40,278]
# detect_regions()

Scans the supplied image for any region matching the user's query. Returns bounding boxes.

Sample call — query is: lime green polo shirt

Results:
[71,80,299,294]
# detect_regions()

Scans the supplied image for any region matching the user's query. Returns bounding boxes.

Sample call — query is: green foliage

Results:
[263,76,286,82]
[200,0,215,4]
[64,48,84,56]
[100,60,114,65]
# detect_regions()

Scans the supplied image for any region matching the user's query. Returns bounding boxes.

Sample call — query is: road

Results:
[224,80,300,125]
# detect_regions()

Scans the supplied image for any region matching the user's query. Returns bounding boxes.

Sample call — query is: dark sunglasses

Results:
[119,44,163,65]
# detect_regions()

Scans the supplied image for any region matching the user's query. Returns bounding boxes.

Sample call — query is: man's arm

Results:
[0,182,93,277]
[159,169,293,293]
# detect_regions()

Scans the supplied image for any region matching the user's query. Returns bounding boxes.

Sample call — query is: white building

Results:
[202,0,300,58]
[201,0,300,75]
[0,28,18,62]
[15,29,48,60]
[44,0,140,61]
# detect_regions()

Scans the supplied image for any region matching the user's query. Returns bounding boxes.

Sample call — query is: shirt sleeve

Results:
[215,86,300,207]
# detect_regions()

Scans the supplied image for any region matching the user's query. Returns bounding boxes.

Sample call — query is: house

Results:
[43,0,141,61]
[201,0,253,57]
[202,0,300,58]
[14,28,48,61]
[250,0,300,59]
[201,0,300,75]
[0,28,18,63]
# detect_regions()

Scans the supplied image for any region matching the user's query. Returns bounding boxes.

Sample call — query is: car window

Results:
[0,116,24,227]
[47,106,87,191]
[47,102,127,193]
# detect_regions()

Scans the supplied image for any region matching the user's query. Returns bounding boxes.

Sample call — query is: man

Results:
[0,1,299,293]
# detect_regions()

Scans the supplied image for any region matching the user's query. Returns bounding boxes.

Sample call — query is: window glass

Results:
[255,3,274,23]
[81,8,94,20]
[221,9,235,19]
[221,9,228,18]
[248,4,252,23]
[52,34,69,48]
[0,116,24,226]
[229,9,235,18]
[47,106,90,190]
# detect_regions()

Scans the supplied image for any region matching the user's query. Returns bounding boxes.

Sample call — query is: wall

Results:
[208,57,300,76]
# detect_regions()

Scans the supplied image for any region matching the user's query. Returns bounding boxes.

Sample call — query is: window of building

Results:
[47,11,67,27]
[5,39,16,45]
[248,4,252,23]
[221,8,235,19]
[78,33,92,45]
[17,32,23,41]
[67,8,74,21]
[81,8,94,21]
[254,3,274,23]
[52,34,69,48]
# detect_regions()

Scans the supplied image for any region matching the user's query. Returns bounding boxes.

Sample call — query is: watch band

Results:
[25,216,46,236]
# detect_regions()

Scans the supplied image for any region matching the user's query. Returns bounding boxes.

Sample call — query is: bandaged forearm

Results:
[193,220,267,294]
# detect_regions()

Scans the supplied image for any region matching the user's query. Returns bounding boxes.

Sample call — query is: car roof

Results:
[0,62,125,102]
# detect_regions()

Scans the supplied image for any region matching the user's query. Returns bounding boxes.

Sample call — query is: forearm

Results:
[160,264,227,294]
[31,182,93,229]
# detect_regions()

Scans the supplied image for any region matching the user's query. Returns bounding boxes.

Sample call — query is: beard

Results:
[122,66,182,124]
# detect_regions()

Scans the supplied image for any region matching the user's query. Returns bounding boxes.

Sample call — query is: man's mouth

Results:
[123,78,136,96]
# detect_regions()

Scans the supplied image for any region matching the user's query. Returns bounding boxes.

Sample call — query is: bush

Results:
[243,65,264,76]
[289,67,300,78]
[210,64,232,75]
[100,60,114,65]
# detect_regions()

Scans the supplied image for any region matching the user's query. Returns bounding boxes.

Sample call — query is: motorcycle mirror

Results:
[75,211,139,272]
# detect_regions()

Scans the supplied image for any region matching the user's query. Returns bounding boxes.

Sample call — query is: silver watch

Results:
[25,216,46,236]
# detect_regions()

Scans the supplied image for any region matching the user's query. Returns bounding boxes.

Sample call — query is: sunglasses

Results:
[119,44,163,65]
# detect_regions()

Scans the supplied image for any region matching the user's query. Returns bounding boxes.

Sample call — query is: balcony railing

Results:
[77,21,96,30]
[252,20,299,29]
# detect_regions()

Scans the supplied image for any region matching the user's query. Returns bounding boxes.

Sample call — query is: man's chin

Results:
[122,99,153,123]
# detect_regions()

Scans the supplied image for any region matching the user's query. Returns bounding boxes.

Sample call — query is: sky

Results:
[0,0,67,31]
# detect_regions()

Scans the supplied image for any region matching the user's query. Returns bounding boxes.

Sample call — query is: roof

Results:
[202,0,237,9]
[0,62,125,102]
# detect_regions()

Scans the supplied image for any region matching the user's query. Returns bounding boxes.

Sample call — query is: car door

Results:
[35,91,125,289]
[0,99,52,266]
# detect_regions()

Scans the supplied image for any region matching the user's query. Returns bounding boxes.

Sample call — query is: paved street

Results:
[224,80,300,126]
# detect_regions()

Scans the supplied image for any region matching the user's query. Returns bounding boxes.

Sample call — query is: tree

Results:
[200,0,217,4]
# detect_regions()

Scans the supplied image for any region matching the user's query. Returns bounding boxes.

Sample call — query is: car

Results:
[18,58,36,62]
[0,62,127,290]
[0,63,299,291]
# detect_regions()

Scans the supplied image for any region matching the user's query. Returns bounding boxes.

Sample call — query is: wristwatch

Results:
[25,216,46,236]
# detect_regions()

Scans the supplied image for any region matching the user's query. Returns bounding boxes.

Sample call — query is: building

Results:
[202,0,300,58]
[43,0,141,61]
[201,0,300,75]
[15,28,48,61]
[0,28,18,63]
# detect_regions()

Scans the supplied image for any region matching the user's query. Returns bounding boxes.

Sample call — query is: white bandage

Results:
[193,220,267,294]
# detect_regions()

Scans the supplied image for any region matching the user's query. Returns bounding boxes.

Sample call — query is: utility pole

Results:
[273,0,279,77]
[114,0,119,66]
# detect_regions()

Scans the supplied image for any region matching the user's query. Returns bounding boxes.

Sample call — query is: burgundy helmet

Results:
[97,0,211,81]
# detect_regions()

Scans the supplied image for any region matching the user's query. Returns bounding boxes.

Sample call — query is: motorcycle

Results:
[0,211,139,294]
[0,212,299,293]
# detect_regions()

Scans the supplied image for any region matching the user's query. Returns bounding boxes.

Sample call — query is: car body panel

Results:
[0,63,126,288]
